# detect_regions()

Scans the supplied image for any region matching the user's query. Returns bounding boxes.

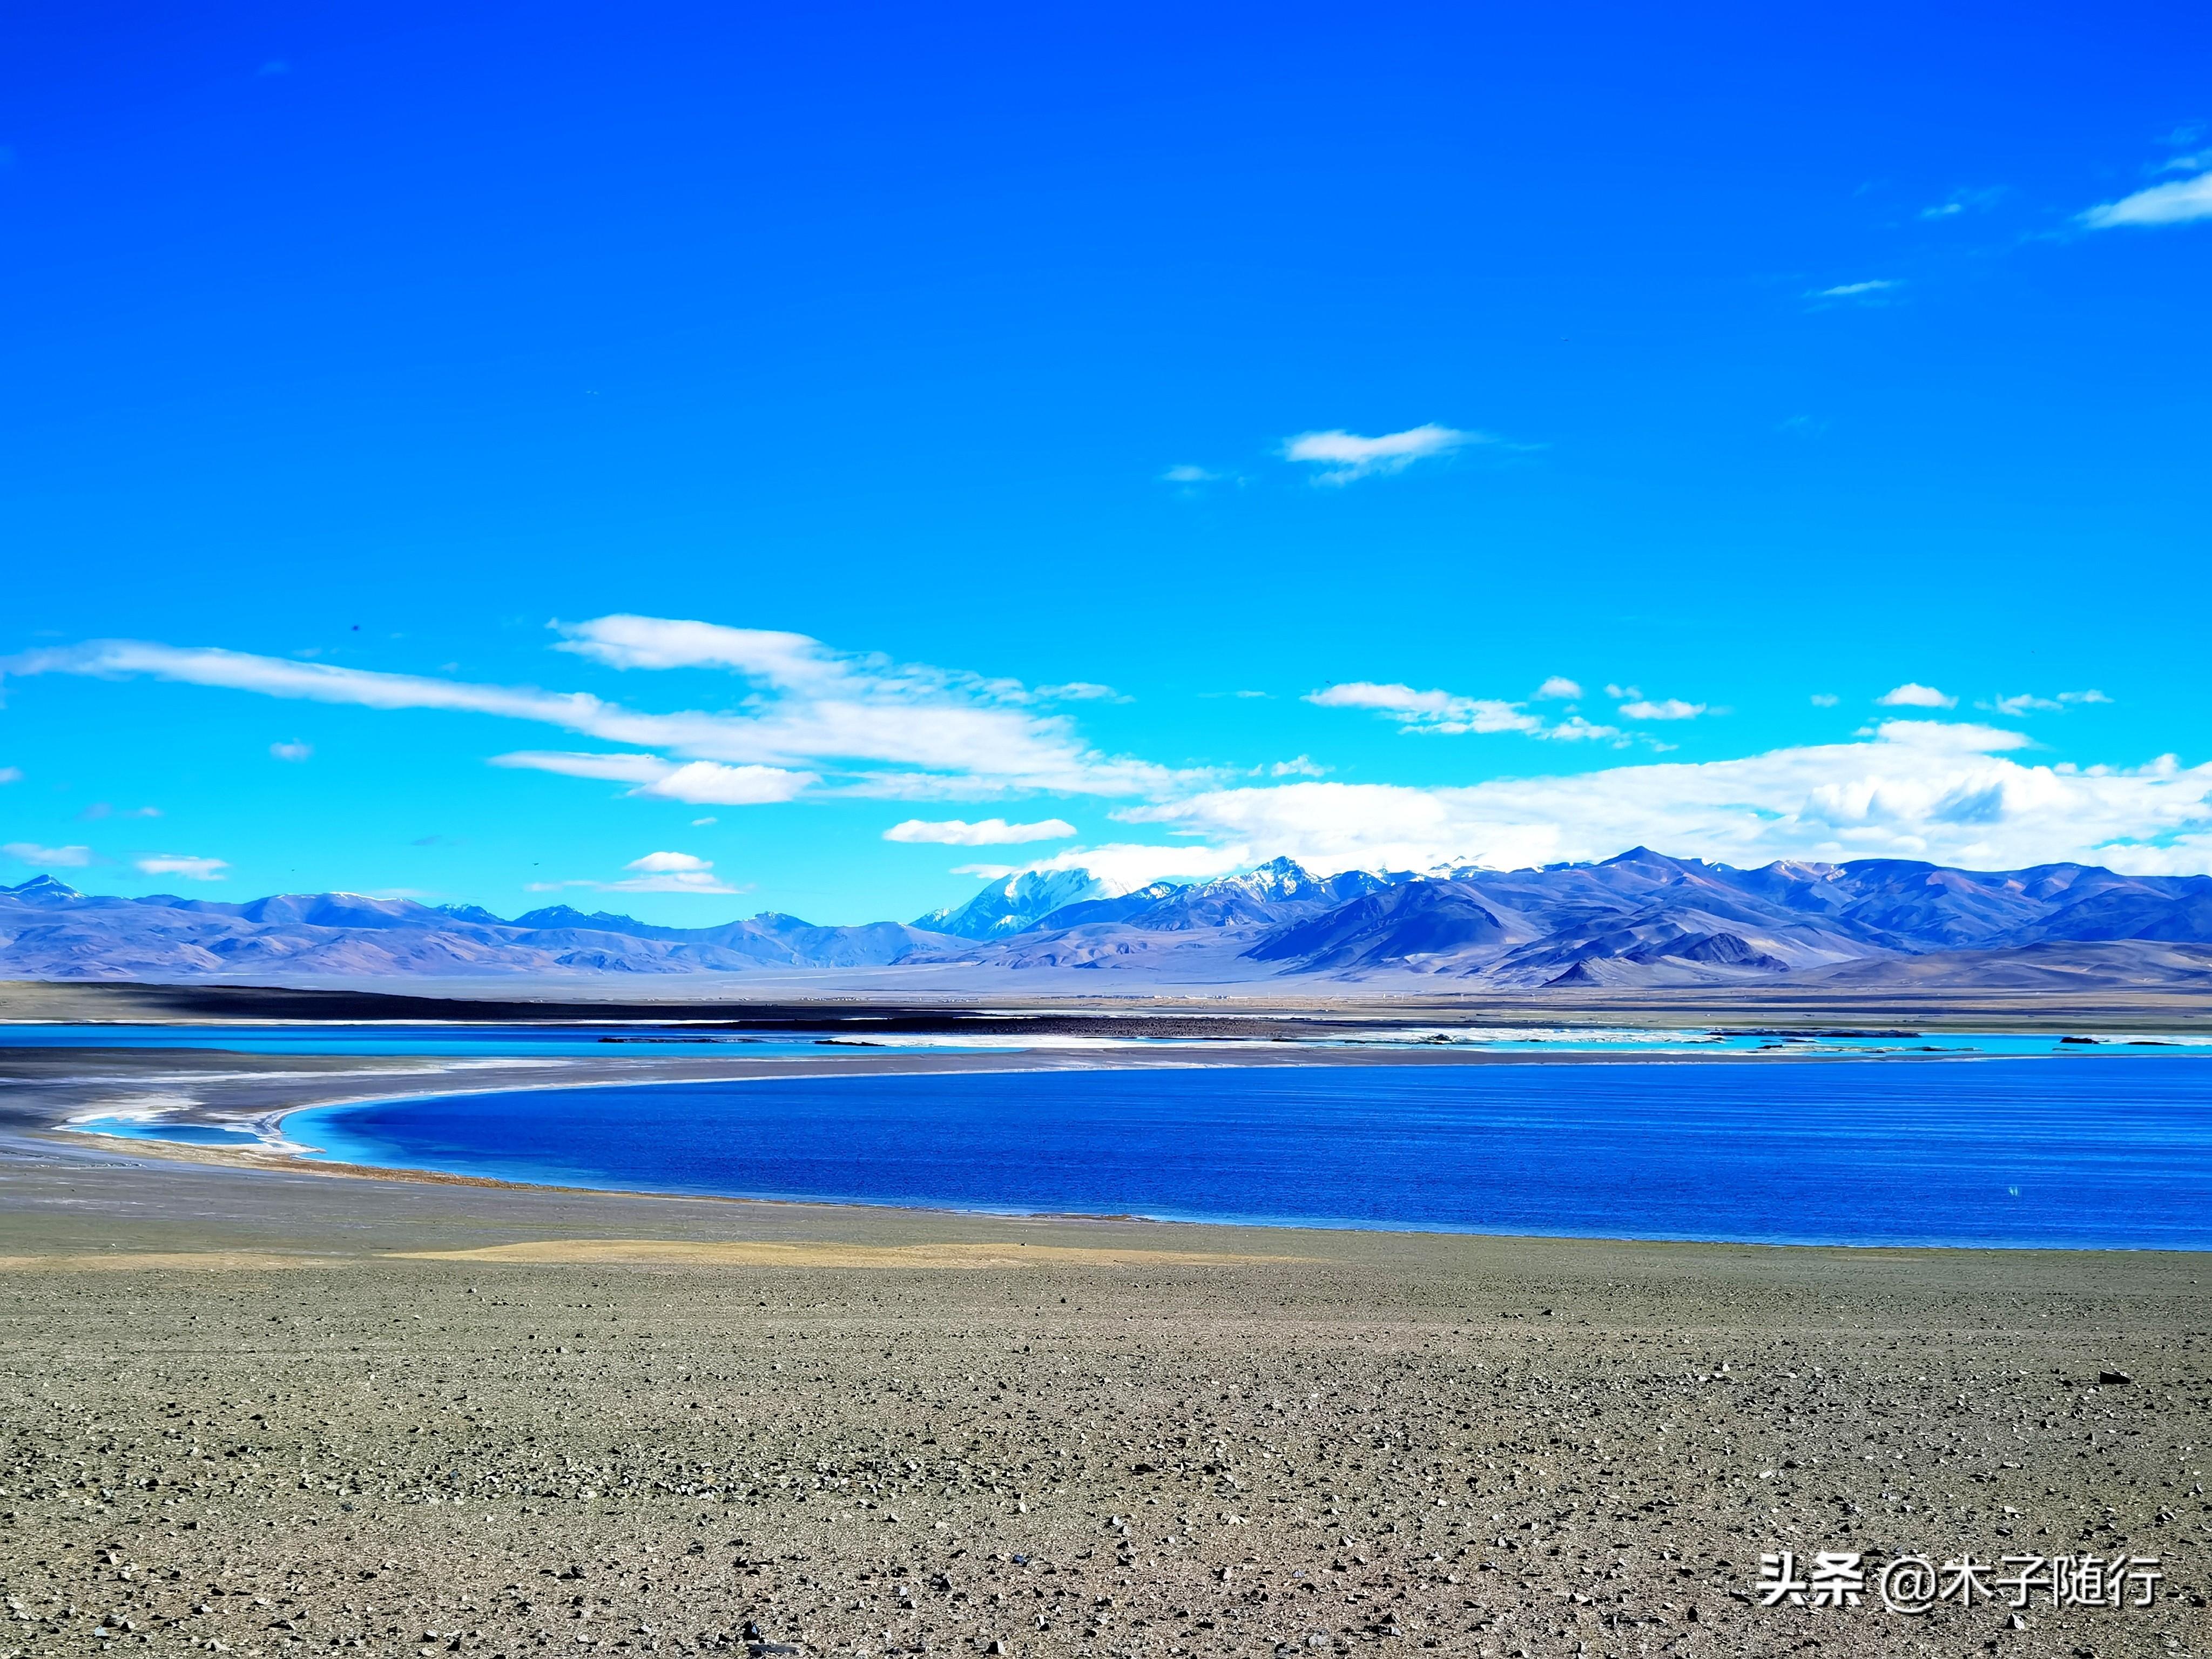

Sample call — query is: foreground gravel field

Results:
[0,1145,2208,1659]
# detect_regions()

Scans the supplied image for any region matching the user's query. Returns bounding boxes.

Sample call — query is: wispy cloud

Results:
[1306,681,1620,742]
[1117,721,2212,877]
[4,841,92,867]
[6,621,1180,805]
[488,750,817,805]
[1618,698,1705,721]
[1808,279,1901,300]
[1270,755,1328,778]
[1810,693,1839,707]
[136,854,228,881]
[1877,683,1955,710]
[1281,424,1485,484]
[0,767,21,785]
[1987,689,2114,717]
[528,850,741,895]
[1919,187,2004,221]
[2080,170,2212,229]
[269,740,313,761]
[884,818,1077,846]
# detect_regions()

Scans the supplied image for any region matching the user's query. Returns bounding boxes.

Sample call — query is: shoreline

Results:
[42,1044,2212,1258]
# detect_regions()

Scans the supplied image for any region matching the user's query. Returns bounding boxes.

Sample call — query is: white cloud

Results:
[1810,693,1839,707]
[1809,279,1900,299]
[1117,721,2212,876]
[494,750,811,805]
[269,740,313,761]
[1543,716,1623,741]
[4,841,92,867]
[1308,681,1542,736]
[0,766,21,784]
[1535,676,1582,700]
[136,854,228,881]
[1306,682,1617,742]
[1618,698,1706,721]
[1604,683,1639,700]
[625,851,710,873]
[1161,465,1220,483]
[1877,682,1955,709]
[884,818,1078,846]
[1281,424,1485,484]
[2080,170,2212,229]
[11,623,1174,803]
[1990,689,2115,718]
[1270,755,1328,778]
[595,850,739,894]
[1035,682,1125,703]
[690,816,718,826]
[635,761,816,805]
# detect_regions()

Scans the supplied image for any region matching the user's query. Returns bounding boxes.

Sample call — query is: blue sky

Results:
[3,2,2209,922]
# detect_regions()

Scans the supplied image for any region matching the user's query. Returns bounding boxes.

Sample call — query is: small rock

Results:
[2100,1369,2133,1386]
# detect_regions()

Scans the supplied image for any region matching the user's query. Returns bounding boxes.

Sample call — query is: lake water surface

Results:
[264,1056,2212,1250]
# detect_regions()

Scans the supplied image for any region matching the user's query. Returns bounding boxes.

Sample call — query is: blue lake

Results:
[268,1056,2212,1250]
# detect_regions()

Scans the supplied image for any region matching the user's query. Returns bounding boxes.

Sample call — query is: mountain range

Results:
[6,848,2212,989]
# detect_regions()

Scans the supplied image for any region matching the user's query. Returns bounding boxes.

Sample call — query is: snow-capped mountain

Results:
[913,867,1129,940]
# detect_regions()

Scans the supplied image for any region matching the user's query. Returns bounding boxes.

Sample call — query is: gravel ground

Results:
[0,1144,2208,1659]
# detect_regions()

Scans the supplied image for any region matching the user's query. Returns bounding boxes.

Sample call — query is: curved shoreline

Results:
[56,1046,2208,1255]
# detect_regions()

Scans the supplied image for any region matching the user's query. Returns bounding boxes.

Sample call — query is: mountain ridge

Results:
[5,850,2212,987]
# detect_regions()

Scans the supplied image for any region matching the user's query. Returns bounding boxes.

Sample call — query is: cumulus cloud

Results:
[1618,698,1705,721]
[269,740,313,761]
[4,841,92,867]
[1270,756,1328,778]
[1115,721,2212,876]
[136,855,228,881]
[1281,424,1484,484]
[883,818,1078,846]
[1877,683,1956,709]
[8,622,1176,804]
[1306,682,1618,741]
[2080,170,2212,229]
[1535,677,1582,700]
